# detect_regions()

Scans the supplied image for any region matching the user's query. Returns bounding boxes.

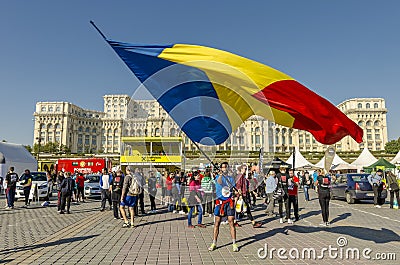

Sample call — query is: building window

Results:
[78,127,83,132]
[374,103,378,108]
[358,121,364,127]
[366,103,370,109]
[255,135,260,145]
[366,120,372,127]
[92,137,97,146]
[367,134,372,140]
[299,135,303,144]
[85,127,90,133]
[77,134,83,145]
[41,106,46,112]
[374,121,380,127]
[357,103,362,108]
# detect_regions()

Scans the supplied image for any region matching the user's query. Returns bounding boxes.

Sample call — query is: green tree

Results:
[24,145,32,153]
[385,138,400,154]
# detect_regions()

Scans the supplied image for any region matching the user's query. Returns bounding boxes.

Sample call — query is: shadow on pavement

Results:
[0,235,99,256]
[235,225,400,249]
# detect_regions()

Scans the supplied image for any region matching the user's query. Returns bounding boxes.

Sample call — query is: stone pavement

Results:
[0,190,399,264]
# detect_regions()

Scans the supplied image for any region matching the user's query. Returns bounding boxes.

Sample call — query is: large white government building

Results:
[33,95,388,154]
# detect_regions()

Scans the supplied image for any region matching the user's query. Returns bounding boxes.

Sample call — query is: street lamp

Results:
[35,137,42,161]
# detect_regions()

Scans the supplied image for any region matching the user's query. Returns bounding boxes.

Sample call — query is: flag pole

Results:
[90,20,107,40]
[191,141,219,170]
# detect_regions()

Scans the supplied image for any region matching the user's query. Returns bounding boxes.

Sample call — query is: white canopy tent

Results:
[331,163,358,171]
[315,153,346,170]
[391,150,400,165]
[286,146,319,170]
[0,142,37,178]
[351,147,378,170]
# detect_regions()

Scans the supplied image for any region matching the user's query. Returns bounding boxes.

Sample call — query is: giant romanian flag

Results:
[104,39,363,146]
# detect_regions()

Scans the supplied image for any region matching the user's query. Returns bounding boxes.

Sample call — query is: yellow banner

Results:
[120,155,182,164]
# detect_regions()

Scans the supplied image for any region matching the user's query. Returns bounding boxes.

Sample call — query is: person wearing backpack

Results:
[5,166,19,209]
[316,169,331,226]
[120,166,142,228]
[111,169,124,219]
[60,172,75,214]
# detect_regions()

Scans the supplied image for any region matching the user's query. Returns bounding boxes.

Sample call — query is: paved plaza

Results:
[0,190,399,265]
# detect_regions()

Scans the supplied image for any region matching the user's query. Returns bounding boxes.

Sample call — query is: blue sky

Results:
[1,1,399,146]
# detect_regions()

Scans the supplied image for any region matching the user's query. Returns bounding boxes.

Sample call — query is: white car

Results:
[84,174,102,198]
[16,171,50,201]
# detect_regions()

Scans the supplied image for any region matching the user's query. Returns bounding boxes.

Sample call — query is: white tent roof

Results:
[315,153,346,169]
[286,147,318,169]
[0,142,37,177]
[351,147,378,167]
[331,163,358,171]
[391,150,400,164]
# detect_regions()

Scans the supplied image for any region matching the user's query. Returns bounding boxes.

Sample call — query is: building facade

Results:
[33,96,388,154]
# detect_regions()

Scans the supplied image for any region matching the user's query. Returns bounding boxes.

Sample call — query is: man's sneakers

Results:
[122,222,134,228]
[375,205,382,208]
[288,219,293,224]
[232,243,239,252]
[279,218,284,224]
[196,224,206,228]
[208,243,216,251]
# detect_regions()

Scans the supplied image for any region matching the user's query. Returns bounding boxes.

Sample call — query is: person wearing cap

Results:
[368,169,384,208]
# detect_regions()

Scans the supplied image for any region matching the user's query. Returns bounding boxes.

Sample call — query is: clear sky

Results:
[1,0,399,146]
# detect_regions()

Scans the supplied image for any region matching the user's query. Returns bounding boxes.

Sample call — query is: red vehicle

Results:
[56,158,107,174]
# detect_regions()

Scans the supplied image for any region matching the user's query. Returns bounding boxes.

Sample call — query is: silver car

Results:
[84,174,102,198]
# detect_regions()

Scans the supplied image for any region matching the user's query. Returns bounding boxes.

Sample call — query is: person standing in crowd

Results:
[21,169,32,207]
[386,171,399,209]
[148,171,157,213]
[208,162,239,252]
[312,170,318,191]
[111,169,124,219]
[368,169,384,208]
[5,167,18,209]
[187,173,206,228]
[46,171,53,199]
[166,172,174,212]
[160,171,166,205]
[75,172,85,203]
[120,166,141,228]
[57,171,65,212]
[286,169,299,223]
[100,168,113,211]
[248,172,258,207]
[60,172,75,214]
[201,169,214,217]
[316,169,331,226]
[133,168,146,216]
[235,165,262,228]
[264,170,277,216]
[276,166,289,224]
[302,171,313,201]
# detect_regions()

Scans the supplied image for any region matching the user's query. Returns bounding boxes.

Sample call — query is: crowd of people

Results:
[2,162,400,252]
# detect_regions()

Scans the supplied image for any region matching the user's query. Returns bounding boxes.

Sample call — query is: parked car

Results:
[330,173,387,204]
[84,174,101,198]
[16,171,50,201]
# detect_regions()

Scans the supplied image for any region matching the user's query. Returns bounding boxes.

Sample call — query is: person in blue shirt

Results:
[208,162,239,252]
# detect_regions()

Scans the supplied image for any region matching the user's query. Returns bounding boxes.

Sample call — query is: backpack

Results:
[112,175,123,192]
[128,175,142,195]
